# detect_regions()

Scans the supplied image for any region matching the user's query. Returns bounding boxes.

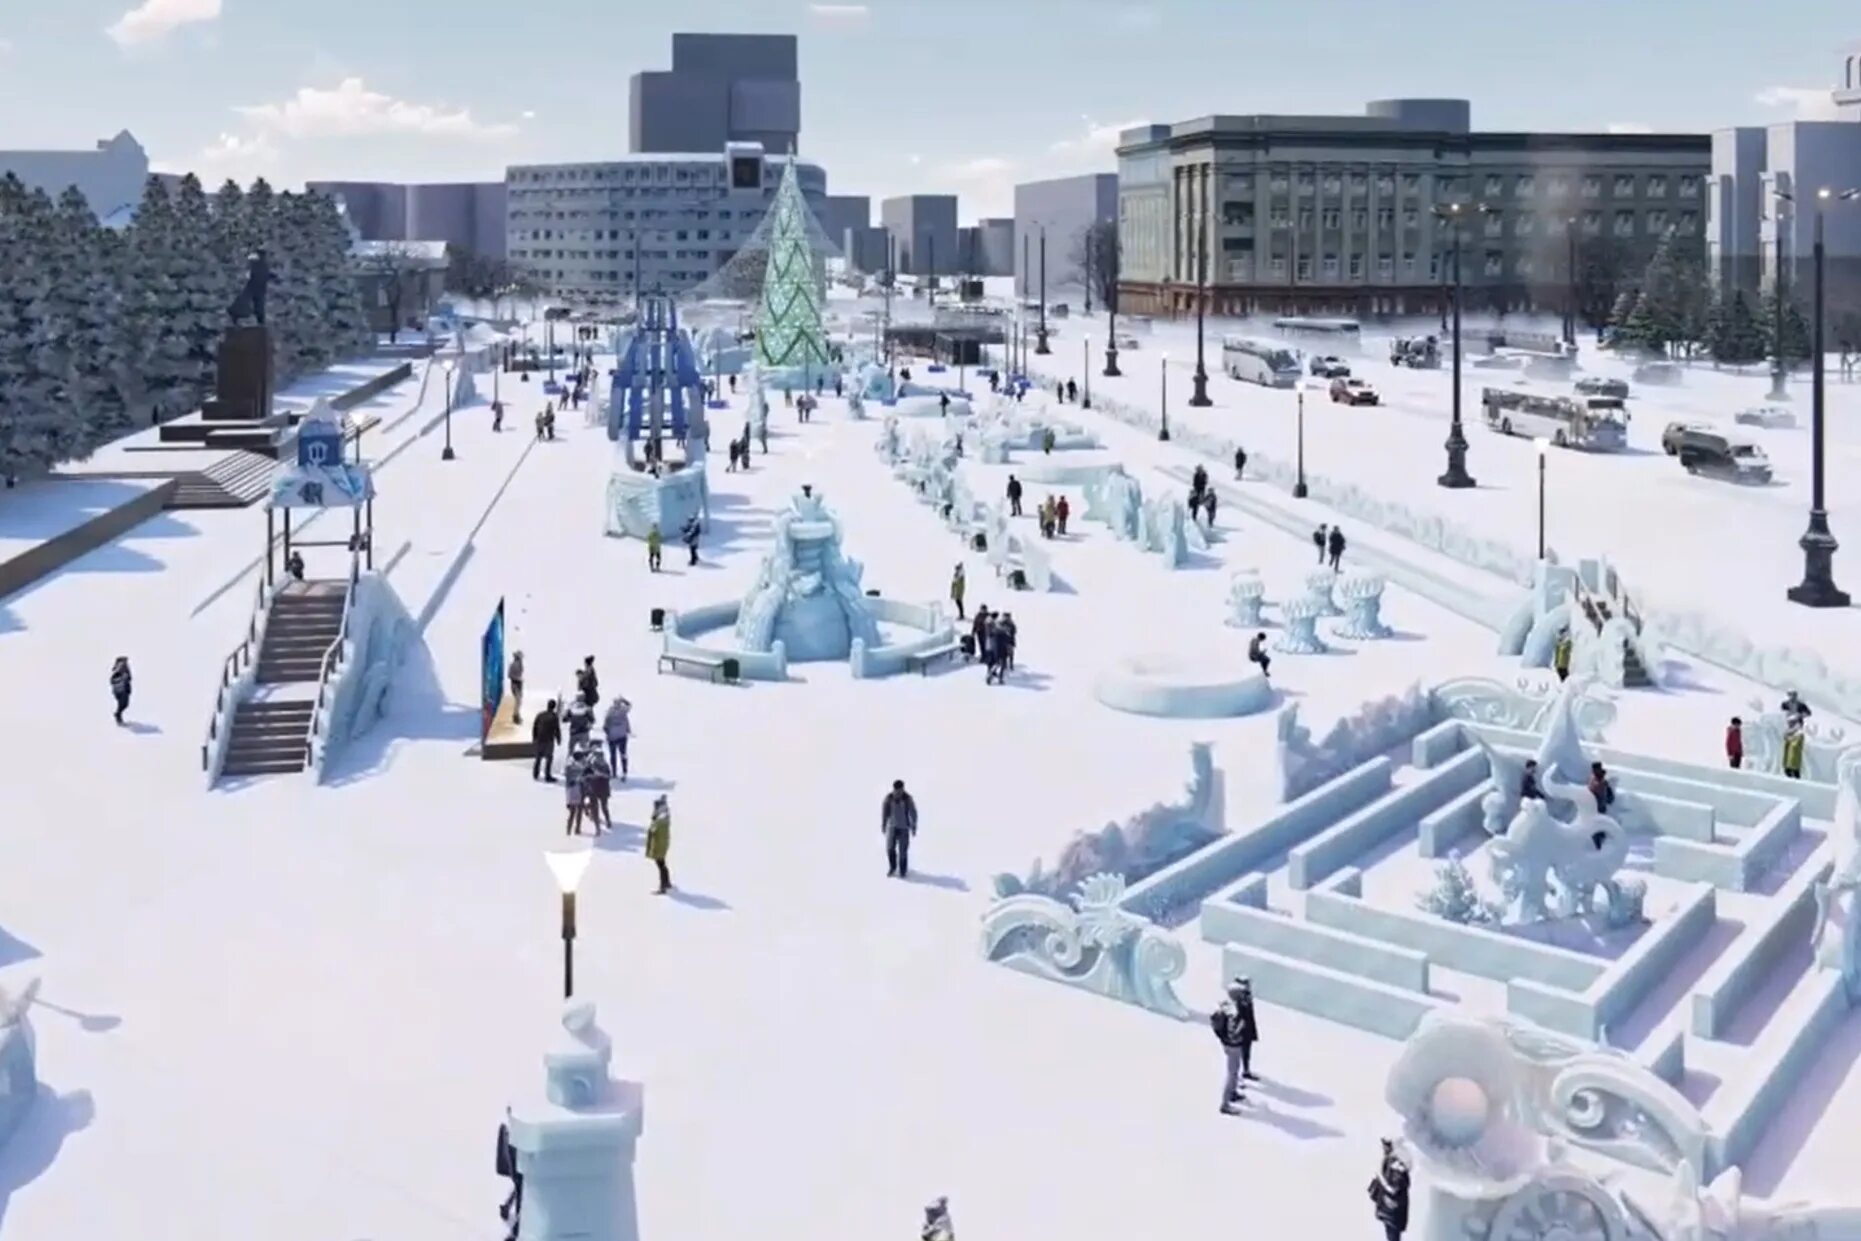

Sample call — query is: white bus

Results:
[1273,317,1362,353]
[1222,336,1302,388]
[1481,387,1627,450]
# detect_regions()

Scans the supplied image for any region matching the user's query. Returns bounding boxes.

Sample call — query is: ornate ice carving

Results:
[1275,595,1329,654]
[1334,572,1393,639]
[1813,754,1861,998]
[980,873,1194,1021]
[1306,568,1345,616]
[1227,571,1268,627]
[1433,677,1618,741]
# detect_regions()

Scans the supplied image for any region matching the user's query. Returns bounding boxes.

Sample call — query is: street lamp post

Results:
[1104,238,1122,378]
[1036,228,1051,354]
[1190,213,1212,407]
[1770,194,1791,402]
[441,360,457,461]
[1564,220,1579,348]
[1294,383,1309,499]
[544,846,593,1000]
[1787,186,1855,608]
[1082,334,1091,409]
[1535,438,1549,560]
[1436,202,1477,489]
[1159,351,1170,441]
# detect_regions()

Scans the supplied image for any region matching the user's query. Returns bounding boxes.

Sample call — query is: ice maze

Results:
[983,678,1861,1200]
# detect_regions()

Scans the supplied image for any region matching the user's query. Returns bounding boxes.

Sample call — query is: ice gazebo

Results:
[604,295,710,541]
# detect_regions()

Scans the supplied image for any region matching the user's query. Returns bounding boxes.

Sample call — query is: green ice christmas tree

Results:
[752,159,831,371]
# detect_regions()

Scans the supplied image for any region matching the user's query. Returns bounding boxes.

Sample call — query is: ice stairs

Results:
[220,580,346,778]
[168,451,276,510]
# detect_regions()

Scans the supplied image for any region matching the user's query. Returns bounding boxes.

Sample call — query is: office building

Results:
[879,195,958,276]
[0,130,148,219]
[976,217,1016,277]
[845,225,892,275]
[1014,174,1118,297]
[506,142,827,301]
[1708,45,1861,316]
[1115,100,1709,319]
[630,33,800,157]
[817,194,871,253]
[309,180,508,258]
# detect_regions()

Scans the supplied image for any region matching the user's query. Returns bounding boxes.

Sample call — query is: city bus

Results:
[1272,317,1363,354]
[1481,386,1627,450]
[1222,336,1302,388]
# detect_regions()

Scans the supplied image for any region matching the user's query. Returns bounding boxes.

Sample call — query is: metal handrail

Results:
[304,553,363,773]
[201,575,272,772]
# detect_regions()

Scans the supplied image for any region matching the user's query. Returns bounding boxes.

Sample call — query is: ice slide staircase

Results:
[202,561,358,783]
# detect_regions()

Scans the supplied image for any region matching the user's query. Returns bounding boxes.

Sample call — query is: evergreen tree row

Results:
[0,172,371,480]
[1607,227,1812,367]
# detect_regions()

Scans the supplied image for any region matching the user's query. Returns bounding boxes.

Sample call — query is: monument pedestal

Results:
[201,325,274,422]
[509,1002,644,1241]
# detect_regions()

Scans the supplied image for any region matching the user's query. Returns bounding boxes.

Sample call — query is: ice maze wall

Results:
[982,696,1859,1182]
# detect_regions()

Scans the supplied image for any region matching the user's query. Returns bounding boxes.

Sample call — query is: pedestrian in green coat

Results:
[646,795,672,894]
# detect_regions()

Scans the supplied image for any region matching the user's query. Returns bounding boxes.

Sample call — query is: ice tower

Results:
[751,159,832,383]
[733,487,882,662]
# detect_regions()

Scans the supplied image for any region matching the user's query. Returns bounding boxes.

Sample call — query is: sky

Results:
[0,0,1857,222]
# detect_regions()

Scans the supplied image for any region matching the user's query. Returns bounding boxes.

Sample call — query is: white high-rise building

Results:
[0,130,148,220]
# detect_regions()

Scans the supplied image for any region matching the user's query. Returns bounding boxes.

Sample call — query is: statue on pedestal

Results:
[228,249,271,326]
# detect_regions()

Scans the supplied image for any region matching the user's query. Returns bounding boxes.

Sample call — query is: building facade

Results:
[309,180,508,258]
[1708,47,1861,320]
[844,225,892,275]
[0,129,148,219]
[505,143,827,302]
[1116,101,1709,320]
[879,195,958,276]
[629,33,800,157]
[1014,174,1118,297]
[976,217,1016,276]
[817,194,871,253]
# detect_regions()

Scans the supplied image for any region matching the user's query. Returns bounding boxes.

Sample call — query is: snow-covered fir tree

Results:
[171,174,233,405]
[53,187,130,447]
[267,192,323,381]
[122,177,196,422]
[305,190,371,358]
[1711,289,1769,366]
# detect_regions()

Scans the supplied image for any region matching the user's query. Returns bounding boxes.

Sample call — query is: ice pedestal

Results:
[508,1001,644,1241]
[605,459,709,541]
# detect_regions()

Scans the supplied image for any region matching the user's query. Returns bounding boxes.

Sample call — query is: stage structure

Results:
[604,294,711,541]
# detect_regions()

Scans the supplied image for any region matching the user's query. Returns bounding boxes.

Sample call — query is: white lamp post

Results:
[1082,334,1091,409]
[1535,437,1549,560]
[545,846,594,1000]
[1159,351,1170,441]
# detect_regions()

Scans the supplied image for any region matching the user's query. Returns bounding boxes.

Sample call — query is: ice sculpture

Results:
[1274,595,1328,654]
[1738,694,1854,782]
[1813,755,1861,997]
[0,977,39,1153]
[1086,470,1144,541]
[981,873,1194,1022]
[1227,571,1268,627]
[1334,573,1393,639]
[1275,684,1437,800]
[745,363,771,443]
[1432,676,1618,740]
[1305,568,1344,616]
[604,295,711,541]
[733,488,882,662]
[751,159,833,381]
[874,414,902,464]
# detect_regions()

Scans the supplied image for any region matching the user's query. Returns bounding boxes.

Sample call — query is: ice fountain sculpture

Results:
[0,978,38,1153]
[733,487,883,663]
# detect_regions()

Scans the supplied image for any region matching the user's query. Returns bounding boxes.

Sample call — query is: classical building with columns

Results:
[1116,99,1708,321]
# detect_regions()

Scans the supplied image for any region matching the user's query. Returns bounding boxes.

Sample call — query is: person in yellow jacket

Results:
[1783,721,1807,780]
[646,795,672,894]
[645,523,663,573]
[1552,630,1573,682]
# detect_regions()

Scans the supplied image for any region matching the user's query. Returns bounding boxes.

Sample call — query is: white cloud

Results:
[235,77,518,141]
[106,0,222,48]
[1754,85,1841,121]
[906,153,922,166]
[1605,122,1653,135]
[1114,5,1159,29]
[933,156,1019,219]
[194,130,279,174]
[521,110,537,120]
[1049,115,1148,160]
[806,3,870,19]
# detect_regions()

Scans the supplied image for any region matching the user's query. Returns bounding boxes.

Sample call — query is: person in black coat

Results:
[1234,445,1248,479]
[577,656,599,705]
[1368,1139,1411,1241]
[496,1113,523,1239]
[1211,977,1259,1113]
[1327,525,1347,570]
[109,656,132,725]
[531,700,561,781]
[1520,759,1543,801]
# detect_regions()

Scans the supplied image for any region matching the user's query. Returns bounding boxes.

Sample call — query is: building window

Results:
[1484,254,1504,277]
[1581,176,1602,198]
[1377,208,1394,229]
[1484,214,1505,238]
[1517,256,1535,277]
[1322,175,1341,194]
[1614,211,1636,237]
[1351,210,1367,230]
[1483,175,1505,196]
[1613,175,1637,197]
[1298,209,1314,229]
[1322,209,1340,228]
[1678,175,1701,198]
[1376,175,1396,194]
[1223,202,1255,226]
[1322,254,1339,276]
[1378,255,1394,277]
[1647,175,1668,197]
[1402,173,1424,193]
[1297,256,1313,278]
[1428,255,1440,279]
[1679,210,1699,235]
[1269,174,1289,192]
[1298,173,1315,195]
[1348,254,1364,278]
[1648,210,1669,233]
[1269,257,1287,276]
[1268,209,1289,226]
[1402,251,1417,272]
[1403,209,1419,228]
[1516,175,1535,198]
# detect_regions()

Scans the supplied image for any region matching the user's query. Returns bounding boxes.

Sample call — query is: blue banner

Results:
[481,599,505,742]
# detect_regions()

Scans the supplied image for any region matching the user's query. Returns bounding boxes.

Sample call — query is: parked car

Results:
[1309,355,1351,378]
[1661,420,1710,455]
[1329,377,1380,405]
[1113,333,1142,351]
[1575,376,1631,399]
[1734,405,1798,429]
[1472,354,1523,370]
[1673,427,1773,483]
[1634,361,1683,386]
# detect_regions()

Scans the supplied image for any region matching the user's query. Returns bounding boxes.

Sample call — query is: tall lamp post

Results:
[1535,438,1549,560]
[1036,227,1050,354]
[1190,211,1212,407]
[441,359,457,461]
[1082,334,1091,409]
[1563,218,1579,348]
[1434,201,1478,490]
[1294,382,1309,499]
[1104,230,1122,378]
[1786,186,1856,608]
[1158,351,1170,441]
[544,846,593,1000]
[1769,193,1792,402]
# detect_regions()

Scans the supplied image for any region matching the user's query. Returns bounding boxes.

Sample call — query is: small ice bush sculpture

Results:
[1418,857,1504,926]
[1227,572,1267,627]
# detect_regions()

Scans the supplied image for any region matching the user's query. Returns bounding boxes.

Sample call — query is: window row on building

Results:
[1225,170,1702,200]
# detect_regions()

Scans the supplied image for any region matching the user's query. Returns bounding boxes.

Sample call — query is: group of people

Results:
[644,515,702,570]
[1186,464,1220,529]
[795,392,821,422]
[1516,757,1616,813]
[533,402,558,441]
[1728,691,1815,778]
[967,604,1019,684]
[1313,523,1348,570]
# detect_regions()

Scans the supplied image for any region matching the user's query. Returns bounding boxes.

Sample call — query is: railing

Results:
[201,574,283,780]
[304,553,364,777]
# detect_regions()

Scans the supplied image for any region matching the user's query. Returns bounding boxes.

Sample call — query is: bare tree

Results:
[1072,221,1121,316]
[365,242,424,343]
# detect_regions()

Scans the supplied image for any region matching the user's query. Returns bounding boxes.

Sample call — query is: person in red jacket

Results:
[1726,716,1744,770]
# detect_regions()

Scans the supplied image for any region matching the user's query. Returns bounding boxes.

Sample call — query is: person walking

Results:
[646,523,663,572]
[982,616,1003,685]
[583,746,613,834]
[921,1196,955,1241]
[1234,445,1248,479]
[1369,1140,1412,1241]
[1781,690,1813,728]
[1247,632,1270,679]
[496,1112,523,1240]
[508,650,526,725]
[646,795,673,894]
[1552,629,1574,682]
[1055,494,1070,535]
[1313,523,1329,564]
[576,656,599,706]
[1588,761,1617,812]
[287,550,305,581]
[1211,977,1257,1114]
[949,563,966,620]
[968,605,991,662]
[563,746,587,836]
[109,656,133,725]
[939,391,950,415]
[1006,474,1024,517]
[1726,716,1744,770]
[681,514,701,566]
[530,699,561,781]
[882,779,919,878]
[998,613,1018,672]
[1202,490,1218,529]
[1783,720,1807,780]
[1065,378,1078,403]
[565,693,594,751]
[1327,525,1347,571]
[603,694,632,779]
[1191,464,1209,498]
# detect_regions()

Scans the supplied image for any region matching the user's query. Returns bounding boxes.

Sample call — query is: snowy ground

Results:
[3,338,1860,1239]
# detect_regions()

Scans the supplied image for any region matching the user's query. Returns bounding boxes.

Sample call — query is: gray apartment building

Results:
[309,180,508,258]
[506,143,828,302]
[879,195,958,277]
[1014,174,1117,297]
[1116,100,1709,320]
[817,194,871,254]
[630,33,800,157]
[1708,45,1861,319]
[975,217,1016,277]
[0,129,148,220]
[845,225,892,275]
